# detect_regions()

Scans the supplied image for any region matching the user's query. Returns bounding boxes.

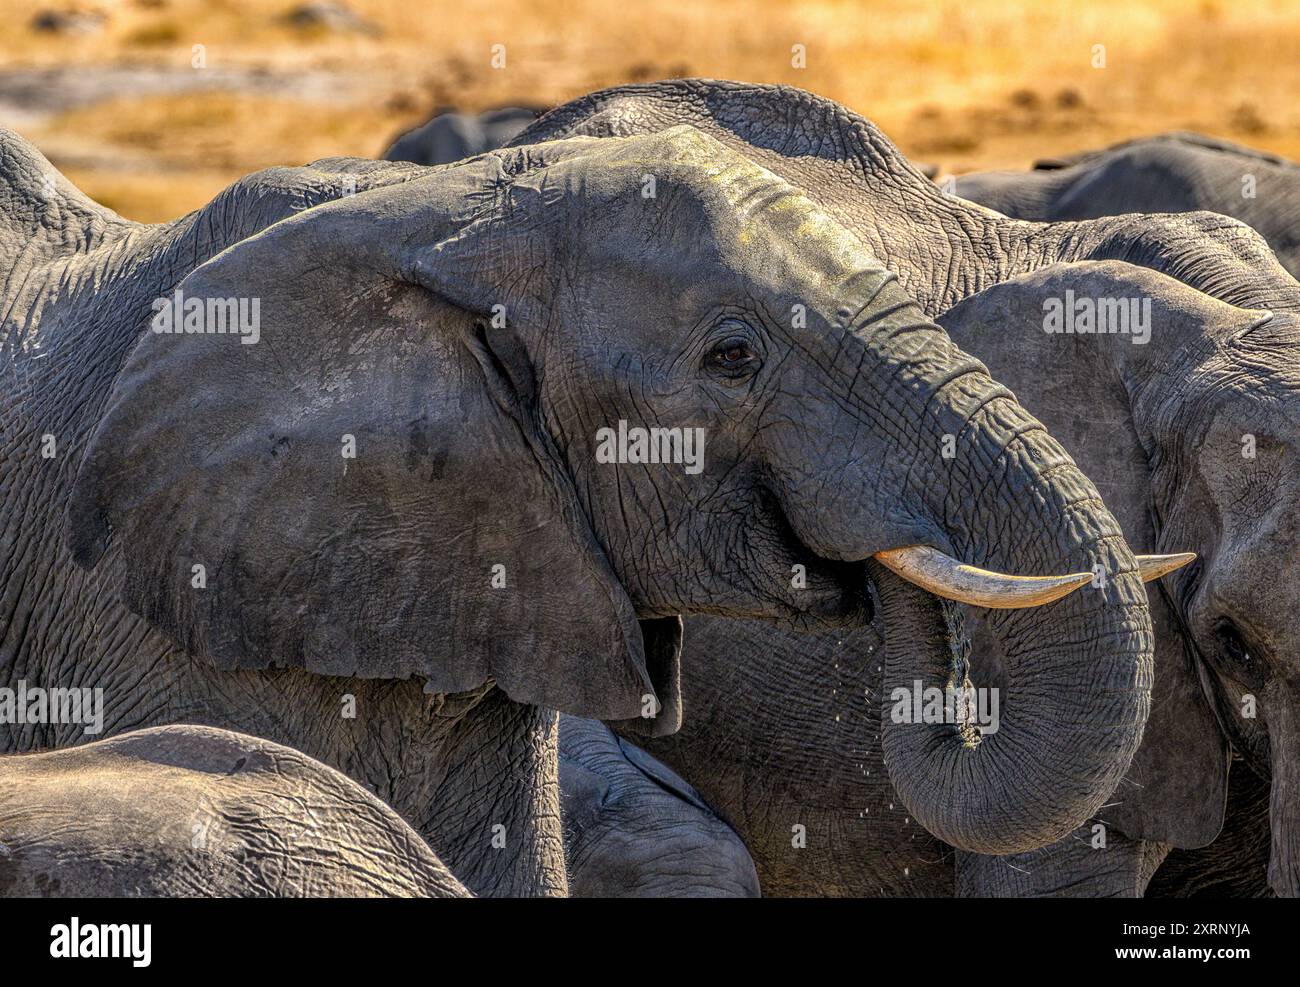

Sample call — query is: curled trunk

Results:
[768,276,1155,855]
[871,361,1151,854]
[874,562,1149,853]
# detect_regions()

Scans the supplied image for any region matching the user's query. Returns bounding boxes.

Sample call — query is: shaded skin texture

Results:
[517,81,1300,896]
[558,715,759,897]
[382,106,543,165]
[954,133,1300,279]
[601,620,959,897]
[1148,756,1273,897]
[0,725,469,897]
[1,121,1153,893]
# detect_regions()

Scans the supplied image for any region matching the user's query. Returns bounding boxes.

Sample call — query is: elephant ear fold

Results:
[63,156,680,731]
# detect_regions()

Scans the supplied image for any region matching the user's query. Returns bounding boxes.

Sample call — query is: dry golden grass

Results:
[2,0,1298,220]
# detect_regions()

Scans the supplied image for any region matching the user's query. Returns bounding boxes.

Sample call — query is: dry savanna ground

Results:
[0,0,1297,222]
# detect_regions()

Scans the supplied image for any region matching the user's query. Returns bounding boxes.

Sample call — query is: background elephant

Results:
[516,80,1300,896]
[381,105,544,165]
[562,261,1298,897]
[953,133,1300,278]
[1,121,1153,897]
[0,725,469,897]
[558,716,758,897]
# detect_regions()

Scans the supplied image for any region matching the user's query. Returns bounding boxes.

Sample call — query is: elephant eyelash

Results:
[703,335,762,379]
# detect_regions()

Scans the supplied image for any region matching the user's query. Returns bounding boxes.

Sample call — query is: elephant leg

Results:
[955,826,1171,897]
[418,688,567,898]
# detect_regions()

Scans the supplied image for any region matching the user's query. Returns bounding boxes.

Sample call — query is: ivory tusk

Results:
[872,544,1094,609]
[1136,552,1196,582]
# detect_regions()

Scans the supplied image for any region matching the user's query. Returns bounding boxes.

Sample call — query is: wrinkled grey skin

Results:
[0,725,469,897]
[518,80,1300,897]
[558,716,758,897]
[571,262,1300,899]
[955,133,1300,278]
[382,106,543,165]
[383,108,939,181]
[517,83,1300,318]
[941,263,1300,897]
[0,119,1153,896]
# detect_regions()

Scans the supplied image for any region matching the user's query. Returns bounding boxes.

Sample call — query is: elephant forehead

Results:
[485,124,750,197]
[565,150,881,288]
[580,123,761,178]
[529,127,861,237]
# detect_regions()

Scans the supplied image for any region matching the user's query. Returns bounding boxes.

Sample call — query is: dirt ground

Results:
[1,0,1297,222]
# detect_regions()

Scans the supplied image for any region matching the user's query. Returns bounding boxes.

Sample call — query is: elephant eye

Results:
[705,336,761,379]
[1214,619,1260,676]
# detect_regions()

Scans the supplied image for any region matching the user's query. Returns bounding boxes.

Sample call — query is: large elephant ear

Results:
[65,142,682,734]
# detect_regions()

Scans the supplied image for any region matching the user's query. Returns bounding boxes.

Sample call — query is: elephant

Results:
[0,119,1157,897]
[558,716,758,897]
[381,105,544,165]
[0,725,469,897]
[563,261,1298,898]
[514,79,1300,896]
[953,132,1300,279]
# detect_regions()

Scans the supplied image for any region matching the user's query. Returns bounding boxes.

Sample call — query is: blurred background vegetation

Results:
[1,0,1297,222]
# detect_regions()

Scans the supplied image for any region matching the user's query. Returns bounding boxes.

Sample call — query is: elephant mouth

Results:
[757,485,1111,627]
[612,616,684,739]
[794,556,875,628]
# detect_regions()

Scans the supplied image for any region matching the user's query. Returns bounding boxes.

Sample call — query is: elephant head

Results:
[558,715,760,897]
[66,127,1153,854]
[937,260,1300,894]
[1136,301,1300,897]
